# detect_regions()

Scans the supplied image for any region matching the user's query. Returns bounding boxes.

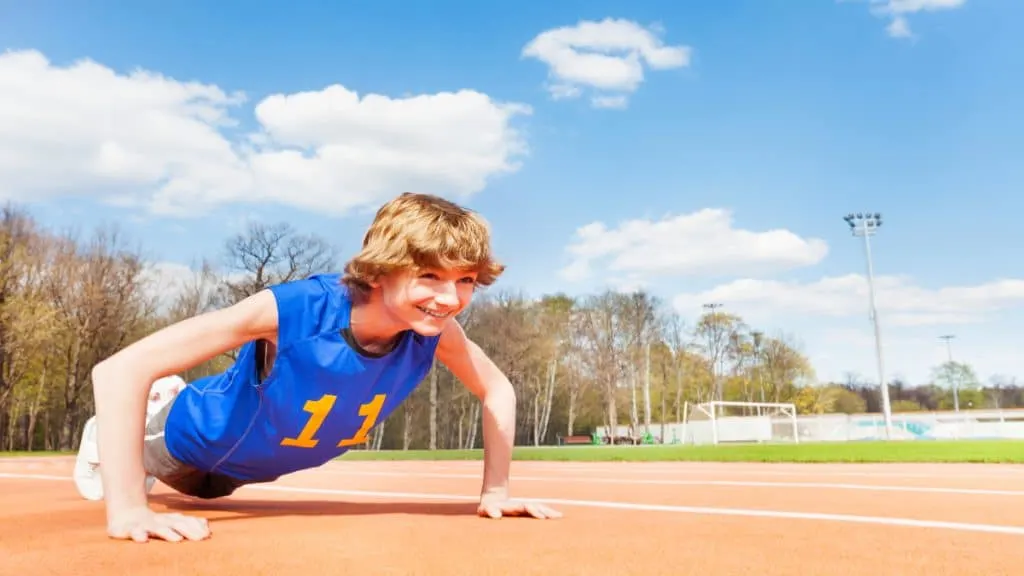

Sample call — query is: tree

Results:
[221,221,338,303]
[694,309,744,401]
[575,291,628,441]
[619,290,661,436]
[2,200,1022,452]
[931,361,981,411]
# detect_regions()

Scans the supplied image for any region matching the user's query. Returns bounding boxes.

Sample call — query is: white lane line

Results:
[4,471,1024,536]
[0,473,70,481]
[311,469,1024,496]
[249,484,1024,536]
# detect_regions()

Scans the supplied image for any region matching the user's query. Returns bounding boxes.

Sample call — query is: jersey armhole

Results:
[266,276,334,349]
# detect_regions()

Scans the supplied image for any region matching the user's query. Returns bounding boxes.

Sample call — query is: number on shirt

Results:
[280,393,387,448]
[338,394,386,447]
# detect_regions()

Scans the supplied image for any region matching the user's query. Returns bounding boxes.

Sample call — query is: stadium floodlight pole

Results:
[939,334,959,412]
[843,212,894,440]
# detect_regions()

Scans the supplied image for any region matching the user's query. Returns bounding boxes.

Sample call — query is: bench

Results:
[556,434,593,446]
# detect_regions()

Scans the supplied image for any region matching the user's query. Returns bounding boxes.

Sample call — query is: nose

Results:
[434,282,459,307]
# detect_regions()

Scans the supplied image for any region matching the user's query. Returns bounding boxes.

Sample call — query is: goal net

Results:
[682,401,799,445]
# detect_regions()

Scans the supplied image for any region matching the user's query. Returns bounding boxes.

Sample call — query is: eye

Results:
[419,272,440,280]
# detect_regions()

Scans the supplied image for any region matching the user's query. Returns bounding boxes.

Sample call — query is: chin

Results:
[407,322,446,337]
[403,313,452,337]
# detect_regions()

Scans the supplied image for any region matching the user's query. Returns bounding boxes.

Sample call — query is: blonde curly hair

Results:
[342,192,505,293]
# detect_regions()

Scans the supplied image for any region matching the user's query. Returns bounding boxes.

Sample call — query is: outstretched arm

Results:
[92,289,279,532]
[434,319,515,498]
[434,319,560,520]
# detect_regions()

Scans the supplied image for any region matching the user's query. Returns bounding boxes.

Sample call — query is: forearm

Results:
[92,360,152,518]
[479,381,516,497]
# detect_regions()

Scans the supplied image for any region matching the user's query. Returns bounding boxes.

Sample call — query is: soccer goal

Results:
[681,400,800,445]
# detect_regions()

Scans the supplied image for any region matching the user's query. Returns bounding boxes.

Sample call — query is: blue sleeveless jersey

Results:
[162,273,440,482]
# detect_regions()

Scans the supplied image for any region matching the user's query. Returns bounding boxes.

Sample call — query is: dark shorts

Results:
[143,398,250,499]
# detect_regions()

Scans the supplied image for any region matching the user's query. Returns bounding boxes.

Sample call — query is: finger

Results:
[531,503,561,519]
[519,503,549,519]
[543,505,563,519]
[159,513,209,539]
[174,518,211,541]
[129,526,150,543]
[148,523,184,543]
[510,502,538,517]
[194,517,212,539]
[525,503,548,519]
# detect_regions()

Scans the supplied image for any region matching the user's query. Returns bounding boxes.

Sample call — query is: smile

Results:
[417,306,452,319]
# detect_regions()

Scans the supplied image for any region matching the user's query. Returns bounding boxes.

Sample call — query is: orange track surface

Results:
[2,456,1024,575]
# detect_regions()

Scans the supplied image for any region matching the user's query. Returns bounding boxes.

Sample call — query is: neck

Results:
[348,291,405,354]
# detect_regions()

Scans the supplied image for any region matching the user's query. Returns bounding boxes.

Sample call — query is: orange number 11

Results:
[280,393,387,448]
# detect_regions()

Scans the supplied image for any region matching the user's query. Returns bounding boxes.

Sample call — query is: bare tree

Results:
[221,221,339,303]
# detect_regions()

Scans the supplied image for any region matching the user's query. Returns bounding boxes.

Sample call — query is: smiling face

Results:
[341,192,506,339]
[376,267,479,336]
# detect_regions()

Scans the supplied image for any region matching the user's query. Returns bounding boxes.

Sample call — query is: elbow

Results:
[90,350,141,393]
[483,377,516,409]
[90,356,125,397]
[90,353,152,410]
[91,357,114,386]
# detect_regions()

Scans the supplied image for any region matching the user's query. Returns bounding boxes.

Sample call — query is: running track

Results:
[1,456,1023,574]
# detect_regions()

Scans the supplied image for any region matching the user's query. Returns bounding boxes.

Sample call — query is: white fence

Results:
[594,408,1024,444]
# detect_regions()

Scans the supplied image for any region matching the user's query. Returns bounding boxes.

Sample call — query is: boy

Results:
[76,192,561,543]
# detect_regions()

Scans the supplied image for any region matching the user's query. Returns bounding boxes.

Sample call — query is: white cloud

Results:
[671,274,1024,327]
[886,16,913,38]
[802,326,1022,386]
[874,0,966,13]
[140,260,254,314]
[139,261,211,313]
[591,95,629,109]
[671,274,1024,385]
[857,0,966,38]
[0,49,531,217]
[560,208,829,282]
[522,18,690,109]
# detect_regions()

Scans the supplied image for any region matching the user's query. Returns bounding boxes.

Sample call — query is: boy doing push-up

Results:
[75,192,561,543]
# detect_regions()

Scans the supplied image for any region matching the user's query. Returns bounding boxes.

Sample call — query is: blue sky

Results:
[1,0,1021,387]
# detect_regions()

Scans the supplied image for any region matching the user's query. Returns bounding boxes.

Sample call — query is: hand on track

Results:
[108,507,211,543]
[477,492,562,520]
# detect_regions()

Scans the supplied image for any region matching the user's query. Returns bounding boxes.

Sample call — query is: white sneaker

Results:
[73,415,156,501]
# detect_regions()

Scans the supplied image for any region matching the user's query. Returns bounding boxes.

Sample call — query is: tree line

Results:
[0,203,1019,452]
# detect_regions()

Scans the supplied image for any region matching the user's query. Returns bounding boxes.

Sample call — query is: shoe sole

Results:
[74,417,103,500]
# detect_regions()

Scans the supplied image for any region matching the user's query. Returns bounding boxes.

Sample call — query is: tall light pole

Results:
[844,212,893,440]
[939,334,959,412]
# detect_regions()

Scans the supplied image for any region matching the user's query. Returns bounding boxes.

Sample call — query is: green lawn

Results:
[337,440,1024,463]
[2,440,1021,463]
